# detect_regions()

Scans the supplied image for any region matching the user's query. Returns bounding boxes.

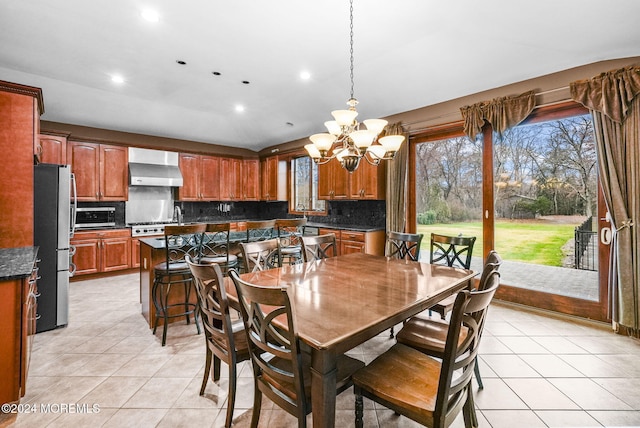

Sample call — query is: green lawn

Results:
[417,220,579,266]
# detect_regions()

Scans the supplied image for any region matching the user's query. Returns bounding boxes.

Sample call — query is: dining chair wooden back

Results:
[198,222,238,274]
[386,231,423,261]
[429,250,502,320]
[152,223,206,346]
[353,281,498,428]
[229,270,365,428]
[429,233,476,270]
[240,238,281,273]
[275,218,307,265]
[185,256,249,428]
[396,267,501,392]
[301,233,338,262]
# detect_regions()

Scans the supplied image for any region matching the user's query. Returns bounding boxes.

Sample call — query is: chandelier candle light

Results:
[304,0,404,173]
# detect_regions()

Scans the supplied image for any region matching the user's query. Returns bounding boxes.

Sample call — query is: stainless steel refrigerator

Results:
[34,164,76,333]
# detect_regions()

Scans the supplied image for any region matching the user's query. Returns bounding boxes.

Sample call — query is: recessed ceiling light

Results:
[235,105,245,113]
[141,9,160,22]
[300,71,311,80]
[176,60,187,65]
[212,71,222,76]
[111,75,125,84]
[242,80,250,85]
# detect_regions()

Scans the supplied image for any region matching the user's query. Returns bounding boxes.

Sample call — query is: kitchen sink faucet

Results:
[173,205,183,225]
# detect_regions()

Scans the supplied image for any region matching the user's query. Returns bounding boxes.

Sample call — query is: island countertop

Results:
[0,247,39,281]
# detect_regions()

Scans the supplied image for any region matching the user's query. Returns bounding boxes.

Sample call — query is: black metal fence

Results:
[575,216,597,271]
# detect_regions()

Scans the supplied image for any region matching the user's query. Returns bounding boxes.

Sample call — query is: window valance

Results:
[570,66,640,123]
[460,90,536,139]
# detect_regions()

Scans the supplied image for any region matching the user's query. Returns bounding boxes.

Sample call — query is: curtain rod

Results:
[535,85,570,96]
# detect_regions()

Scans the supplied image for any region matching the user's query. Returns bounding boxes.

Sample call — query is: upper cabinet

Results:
[178,153,220,201]
[67,141,128,201]
[241,159,260,201]
[318,160,350,200]
[179,155,258,202]
[319,159,386,201]
[219,157,241,201]
[260,156,287,201]
[37,134,67,165]
[349,160,386,200]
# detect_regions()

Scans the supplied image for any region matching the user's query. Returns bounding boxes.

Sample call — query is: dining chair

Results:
[198,222,238,275]
[275,218,307,265]
[396,264,501,391]
[430,250,502,320]
[386,231,424,261]
[353,281,499,428]
[237,220,277,272]
[185,256,250,428]
[301,233,338,262]
[430,233,476,270]
[228,270,365,428]
[152,223,206,346]
[385,231,424,337]
[240,238,281,273]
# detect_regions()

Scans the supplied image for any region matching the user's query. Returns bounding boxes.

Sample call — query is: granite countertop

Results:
[304,222,384,233]
[0,246,39,281]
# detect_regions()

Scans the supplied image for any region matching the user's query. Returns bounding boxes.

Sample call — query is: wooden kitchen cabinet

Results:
[0,248,38,404]
[241,159,260,201]
[318,160,349,200]
[349,160,386,199]
[261,156,287,201]
[67,141,128,201]
[131,238,141,268]
[71,229,131,276]
[37,133,67,165]
[0,82,42,249]
[318,227,385,256]
[178,153,220,201]
[219,157,241,201]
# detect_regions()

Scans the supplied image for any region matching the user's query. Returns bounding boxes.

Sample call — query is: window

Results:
[290,156,326,215]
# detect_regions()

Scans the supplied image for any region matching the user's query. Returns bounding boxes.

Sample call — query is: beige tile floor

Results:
[2,272,640,428]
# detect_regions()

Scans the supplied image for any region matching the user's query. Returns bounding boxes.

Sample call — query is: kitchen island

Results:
[139,223,385,328]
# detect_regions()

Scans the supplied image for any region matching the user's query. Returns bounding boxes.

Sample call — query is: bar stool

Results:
[152,223,206,346]
[275,218,306,265]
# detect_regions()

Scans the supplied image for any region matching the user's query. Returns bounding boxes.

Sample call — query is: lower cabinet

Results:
[318,228,385,256]
[0,249,38,404]
[71,229,132,276]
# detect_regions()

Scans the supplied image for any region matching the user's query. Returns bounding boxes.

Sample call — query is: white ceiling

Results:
[1,0,639,152]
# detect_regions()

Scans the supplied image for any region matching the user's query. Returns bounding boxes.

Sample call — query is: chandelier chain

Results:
[349,0,354,101]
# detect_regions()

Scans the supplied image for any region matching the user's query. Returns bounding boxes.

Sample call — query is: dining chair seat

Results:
[199,253,238,266]
[395,314,469,355]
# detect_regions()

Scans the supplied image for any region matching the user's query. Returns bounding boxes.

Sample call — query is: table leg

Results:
[310,348,337,428]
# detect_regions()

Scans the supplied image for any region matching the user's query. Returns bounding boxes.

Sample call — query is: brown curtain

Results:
[570,66,640,335]
[460,91,536,139]
[384,122,408,252]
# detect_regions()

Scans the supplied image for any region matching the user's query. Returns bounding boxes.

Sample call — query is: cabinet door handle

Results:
[96,192,99,199]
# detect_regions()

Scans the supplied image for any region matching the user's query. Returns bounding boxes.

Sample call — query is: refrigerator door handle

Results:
[70,172,77,238]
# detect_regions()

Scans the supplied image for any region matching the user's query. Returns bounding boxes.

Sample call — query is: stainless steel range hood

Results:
[128,147,183,187]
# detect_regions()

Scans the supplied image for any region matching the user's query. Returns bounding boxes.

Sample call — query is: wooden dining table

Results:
[225,252,477,428]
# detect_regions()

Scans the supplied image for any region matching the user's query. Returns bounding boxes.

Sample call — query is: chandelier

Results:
[304,0,404,173]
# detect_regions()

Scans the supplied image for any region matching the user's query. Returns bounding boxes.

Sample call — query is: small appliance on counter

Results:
[34,164,76,333]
